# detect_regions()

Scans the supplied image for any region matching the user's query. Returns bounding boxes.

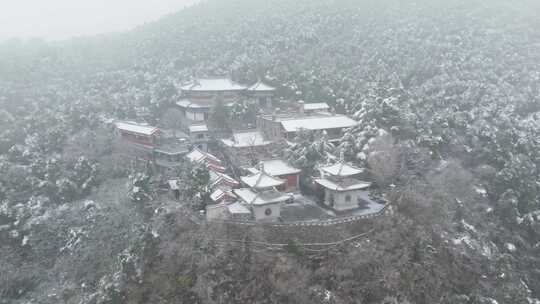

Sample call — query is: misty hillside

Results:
[1,0,540,303]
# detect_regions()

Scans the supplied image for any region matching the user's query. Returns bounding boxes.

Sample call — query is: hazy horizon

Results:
[0,0,199,42]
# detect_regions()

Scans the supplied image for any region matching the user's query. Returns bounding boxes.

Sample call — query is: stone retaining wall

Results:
[209,204,389,227]
[204,205,390,244]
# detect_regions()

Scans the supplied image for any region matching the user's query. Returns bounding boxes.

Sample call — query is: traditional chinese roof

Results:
[234,188,291,206]
[303,102,330,111]
[115,121,159,136]
[275,114,357,133]
[185,148,222,165]
[180,78,247,92]
[245,167,261,175]
[246,80,276,92]
[319,162,364,177]
[209,171,240,189]
[315,177,371,192]
[240,171,285,190]
[254,159,301,176]
[210,188,226,202]
[210,188,237,202]
[221,130,273,148]
[176,99,211,109]
[207,163,227,173]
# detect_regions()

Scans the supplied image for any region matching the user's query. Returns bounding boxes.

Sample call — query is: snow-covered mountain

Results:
[0,0,539,303]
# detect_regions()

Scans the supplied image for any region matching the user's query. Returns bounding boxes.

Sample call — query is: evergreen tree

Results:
[175,162,210,208]
[208,96,231,132]
[128,171,152,203]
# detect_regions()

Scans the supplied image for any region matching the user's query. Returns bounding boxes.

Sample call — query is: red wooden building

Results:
[115,122,160,147]
[249,159,301,192]
[185,148,226,173]
[115,121,161,161]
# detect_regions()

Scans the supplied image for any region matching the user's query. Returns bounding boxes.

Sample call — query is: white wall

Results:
[206,204,229,220]
[252,203,281,221]
[324,189,363,211]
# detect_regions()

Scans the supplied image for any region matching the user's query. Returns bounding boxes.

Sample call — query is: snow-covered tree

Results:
[175,162,210,205]
[366,132,400,188]
[286,129,334,177]
[128,172,152,203]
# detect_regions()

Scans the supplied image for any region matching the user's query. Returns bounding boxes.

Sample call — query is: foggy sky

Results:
[0,0,199,41]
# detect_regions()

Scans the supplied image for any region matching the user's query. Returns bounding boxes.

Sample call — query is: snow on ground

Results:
[528,297,540,304]
[348,191,386,216]
[22,235,29,246]
[281,196,333,221]
[60,227,87,254]
[474,186,488,196]
[483,297,498,304]
[452,231,497,258]
[323,289,333,302]
[281,192,385,221]
[506,243,517,252]
[461,219,478,234]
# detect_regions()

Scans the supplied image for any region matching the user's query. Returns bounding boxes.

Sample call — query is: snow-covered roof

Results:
[227,201,251,214]
[245,167,260,175]
[185,148,222,164]
[176,99,211,109]
[315,177,371,191]
[278,115,357,133]
[207,163,227,173]
[256,159,301,176]
[189,124,209,133]
[303,102,330,111]
[181,78,247,92]
[241,171,285,190]
[210,188,225,202]
[221,130,273,148]
[115,121,159,136]
[319,162,364,177]
[210,188,237,202]
[246,80,276,92]
[209,171,239,188]
[234,188,291,206]
[185,148,208,163]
